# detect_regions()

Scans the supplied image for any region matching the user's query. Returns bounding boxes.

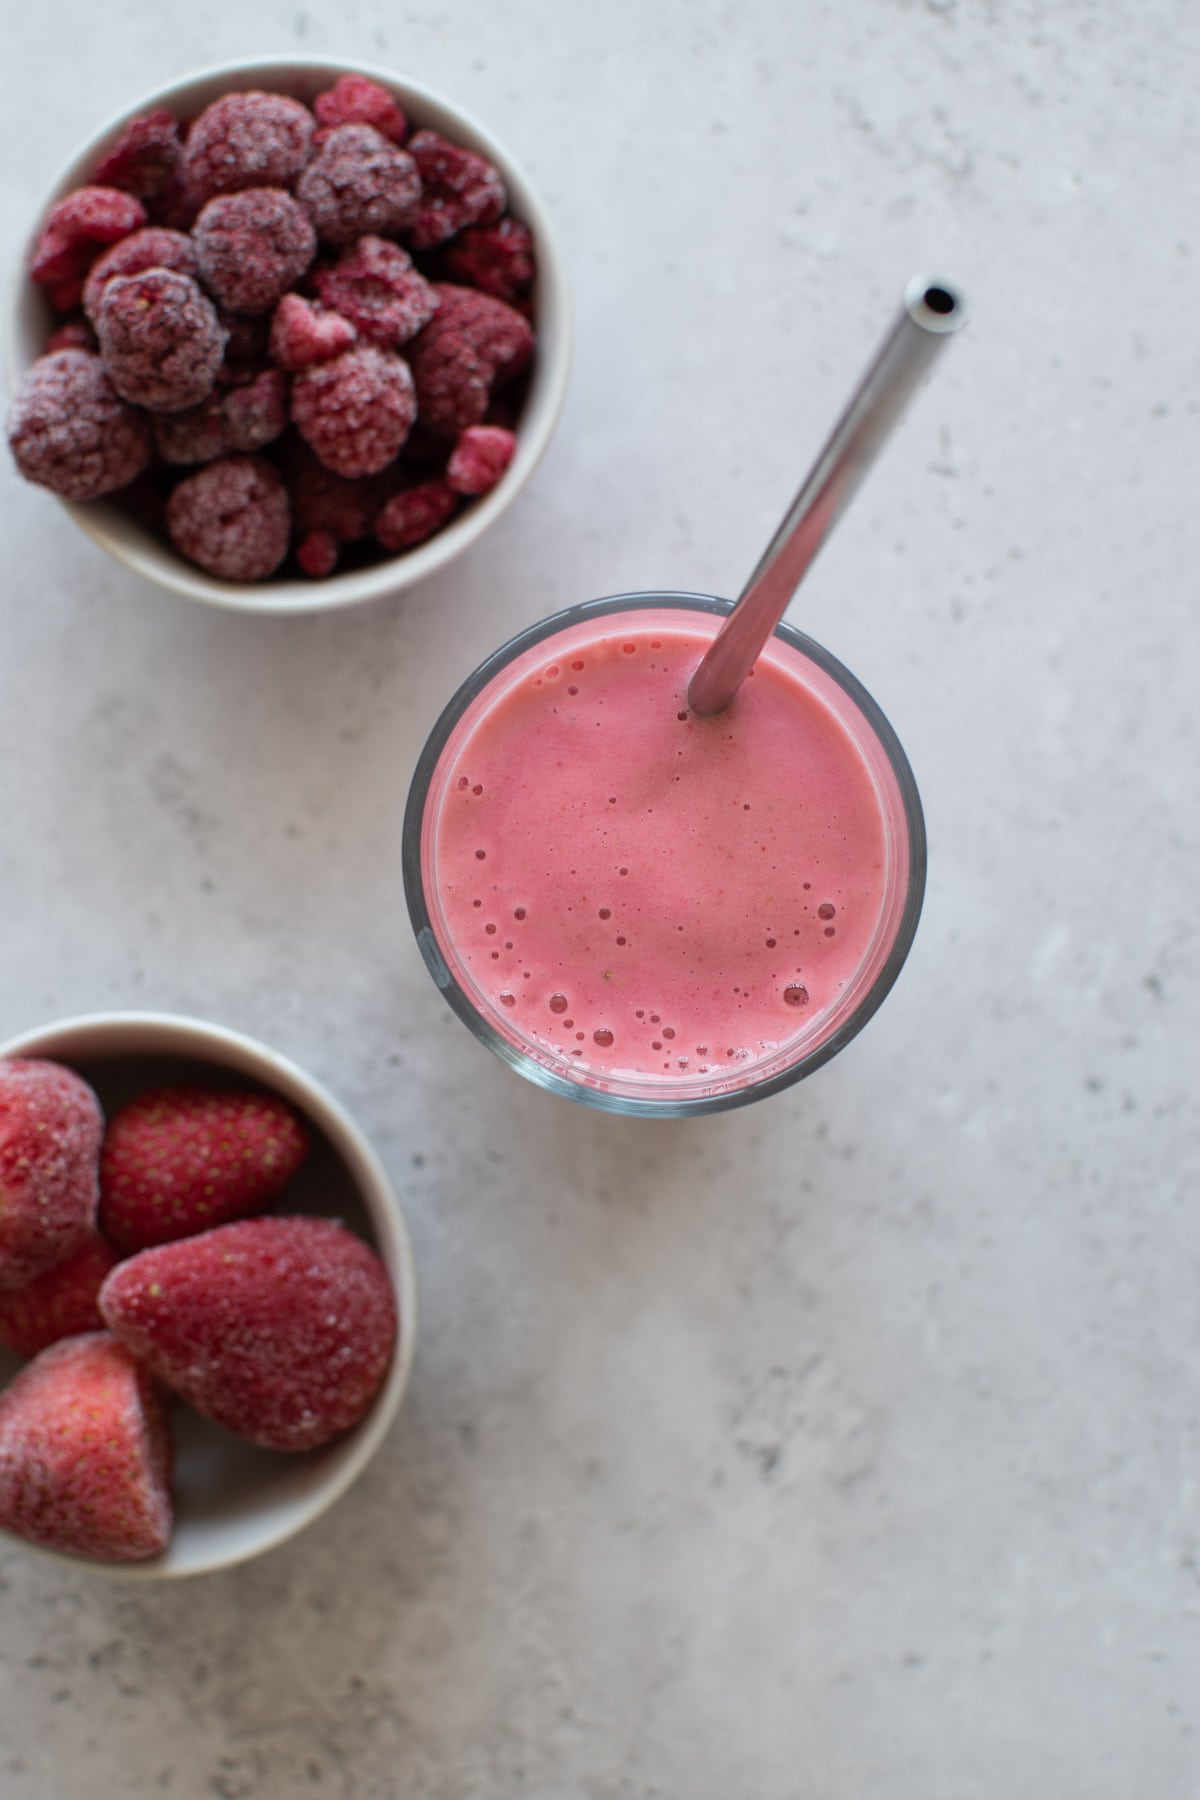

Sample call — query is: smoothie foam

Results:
[416,603,919,1097]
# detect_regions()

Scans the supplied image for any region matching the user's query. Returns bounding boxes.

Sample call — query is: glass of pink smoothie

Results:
[403,592,925,1116]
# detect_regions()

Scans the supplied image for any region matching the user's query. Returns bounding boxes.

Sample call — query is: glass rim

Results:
[402,591,927,1118]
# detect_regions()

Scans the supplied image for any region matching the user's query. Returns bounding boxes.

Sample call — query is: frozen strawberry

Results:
[0,1237,120,1358]
[95,268,226,413]
[0,1332,171,1562]
[375,478,458,551]
[81,226,198,324]
[296,527,339,577]
[0,1061,103,1290]
[442,216,536,301]
[98,1084,309,1253]
[291,343,416,477]
[92,110,183,201]
[313,75,407,145]
[406,129,505,250]
[407,283,534,437]
[268,292,356,371]
[313,234,438,348]
[183,91,315,206]
[29,186,148,312]
[193,188,316,316]
[167,454,291,580]
[296,123,420,245]
[99,1217,397,1452]
[446,424,517,496]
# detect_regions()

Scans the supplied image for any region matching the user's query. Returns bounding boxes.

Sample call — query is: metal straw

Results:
[686,276,967,718]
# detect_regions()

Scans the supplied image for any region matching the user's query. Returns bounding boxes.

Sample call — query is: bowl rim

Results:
[7,55,573,616]
[0,1008,419,1578]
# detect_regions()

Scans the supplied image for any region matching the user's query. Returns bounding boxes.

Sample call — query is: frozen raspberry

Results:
[296,528,339,577]
[442,216,536,301]
[313,234,438,348]
[99,1085,309,1253]
[406,129,505,250]
[99,1216,397,1453]
[407,282,534,437]
[7,350,151,500]
[152,396,228,465]
[0,1238,120,1359]
[376,478,458,551]
[183,90,315,205]
[95,268,225,413]
[223,367,289,451]
[447,424,517,496]
[167,455,290,580]
[313,75,407,145]
[81,226,198,324]
[269,291,356,370]
[296,124,420,245]
[285,439,395,542]
[44,318,96,354]
[29,185,148,311]
[292,343,416,477]
[153,368,287,466]
[193,188,316,316]
[0,1332,172,1562]
[92,110,183,201]
[0,1061,103,1291]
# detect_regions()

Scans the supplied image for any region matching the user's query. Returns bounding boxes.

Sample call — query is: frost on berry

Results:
[223,368,289,451]
[183,91,315,205]
[313,234,439,349]
[442,216,536,301]
[375,479,458,551]
[81,226,198,324]
[29,185,148,312]
[313,75,406,145]
[167,455,290,580]
[446,424,517,496]
[296,124,420,245]
[92,110,183,200]
[406,129,505,250]
[95,268,226,413]
[407,282,534,437]
[7,350,151,500]
[269,292,356,371]
[291,343,416,477]
[194,188,316,316]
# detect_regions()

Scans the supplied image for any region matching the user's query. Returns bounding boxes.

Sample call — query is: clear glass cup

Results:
[403,592,926,1117]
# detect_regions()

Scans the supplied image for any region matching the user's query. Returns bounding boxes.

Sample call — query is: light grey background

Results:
[2,2,1198,1795]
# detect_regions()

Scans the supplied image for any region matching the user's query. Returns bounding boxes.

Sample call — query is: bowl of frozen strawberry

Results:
[5,58,570,612]
[0,1012,417,1576]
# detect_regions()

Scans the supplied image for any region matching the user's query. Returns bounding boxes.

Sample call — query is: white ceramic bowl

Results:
[0,1012,418,1578]
[7,57,571,614]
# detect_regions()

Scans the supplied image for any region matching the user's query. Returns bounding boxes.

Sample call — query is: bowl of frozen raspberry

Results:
[6,59,571,613]
[0,1012,418,1576]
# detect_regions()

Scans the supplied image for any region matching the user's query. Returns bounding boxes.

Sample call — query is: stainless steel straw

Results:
[686,276,967,718]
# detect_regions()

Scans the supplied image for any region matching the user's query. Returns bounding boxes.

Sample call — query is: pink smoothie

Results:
[420,605,910,1092]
